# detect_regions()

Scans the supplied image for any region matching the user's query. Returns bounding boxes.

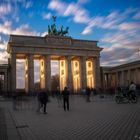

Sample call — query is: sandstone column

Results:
[80,56,87,89]
[135,68,138,84]
[45,55,51,91]
[93,56,101,89]
[66,56,73,92]
[121,71,124,86]
[137,68,140,84]
[10,53,16,92]
[127,69,130,85]
[116,72,118,87]
[4,71,8,93]
[28,55,34,92]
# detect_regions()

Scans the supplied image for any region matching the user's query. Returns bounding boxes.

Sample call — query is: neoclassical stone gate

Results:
[7,35,102,93]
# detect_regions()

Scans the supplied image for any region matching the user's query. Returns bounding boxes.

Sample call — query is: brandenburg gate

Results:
[7,17,102,93]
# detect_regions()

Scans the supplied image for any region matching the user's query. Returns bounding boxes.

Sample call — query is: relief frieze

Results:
[45,37,71,46]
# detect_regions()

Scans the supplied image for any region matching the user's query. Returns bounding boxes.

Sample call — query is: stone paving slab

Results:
[0,107,21,140]
[0,95,140,140]
[0,108,7,140]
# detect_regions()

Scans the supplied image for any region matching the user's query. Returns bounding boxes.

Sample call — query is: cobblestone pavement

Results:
[0,95,140,140]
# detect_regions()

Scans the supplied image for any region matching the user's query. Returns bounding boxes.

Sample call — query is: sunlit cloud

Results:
[82,8,140,34]
[12,24,40,36]
[0,41,7,51]
[119,22,140,30]
[0,21,40,36]
[41,31,48,37]
[48,0,67,15]
[0,3,12,19]
[0,51,9,64]
[133,11,140,19]
[48,0,90,24]
[42,13,52,19]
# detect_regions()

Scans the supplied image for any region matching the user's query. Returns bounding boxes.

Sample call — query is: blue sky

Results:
[0,0,140,87]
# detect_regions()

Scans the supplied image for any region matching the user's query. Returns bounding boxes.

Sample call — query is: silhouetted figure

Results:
[37,90,48,114]
[62,87,70,111]
[86,87,91,102]
[56,86,62,107]
[128,81,136,99]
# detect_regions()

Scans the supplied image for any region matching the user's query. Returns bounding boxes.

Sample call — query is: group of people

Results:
[116,81,136,98]
[85,87,97,102]
[37,87,70,114]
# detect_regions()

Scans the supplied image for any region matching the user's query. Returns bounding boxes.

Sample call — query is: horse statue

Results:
[61,27,69,36]
[57,26,63,36]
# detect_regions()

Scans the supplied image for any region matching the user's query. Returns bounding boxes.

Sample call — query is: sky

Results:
[0,0,140,88]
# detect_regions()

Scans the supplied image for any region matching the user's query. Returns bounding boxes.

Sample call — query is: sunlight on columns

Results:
[25,58,28,92]
[25,58,28,78]
[60,59,66,91]
[86,60,94,88]
[72,60,80,93]
[40,58,45,89]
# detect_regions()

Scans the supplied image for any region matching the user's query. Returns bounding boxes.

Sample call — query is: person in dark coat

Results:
[86,87,91,102]
[37,90,48,114]
[62,87,70,111]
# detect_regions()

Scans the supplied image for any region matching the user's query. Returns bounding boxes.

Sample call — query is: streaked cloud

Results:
[119,22,140,30]
[133,11,140,19]
[0,3,11,14]
[24,1,33,9]
[48,0,90,24]
[42,12,52,19]
[0,40,7,51]
[12,24,40,36]
[101,29,140,66]
[82,7,140,34]
[0,21,40,36]
[48,0,67,15]
[41,31,48,37]
[0,51,9,64]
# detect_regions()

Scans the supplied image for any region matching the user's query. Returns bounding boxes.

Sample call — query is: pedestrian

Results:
[55,86,62,107]
[86,87,91,102]
[128,81,136,98]
[62,87,70,111]
[37,89,48,114]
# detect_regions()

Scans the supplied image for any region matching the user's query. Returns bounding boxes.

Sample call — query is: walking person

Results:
[86,87,91,102]
[37,90,48,114]
[128,81,136,99]
[55,86,62,107]
[62,87,70,111]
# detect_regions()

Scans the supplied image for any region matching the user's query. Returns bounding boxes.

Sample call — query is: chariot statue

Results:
[48,16,69,36]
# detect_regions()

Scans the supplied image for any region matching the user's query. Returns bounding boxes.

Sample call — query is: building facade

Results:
[5,35,102,93]
[0,64,10,93]
[101,60,140,89]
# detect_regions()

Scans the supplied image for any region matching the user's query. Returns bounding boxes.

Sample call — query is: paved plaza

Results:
[0,95,140,140]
